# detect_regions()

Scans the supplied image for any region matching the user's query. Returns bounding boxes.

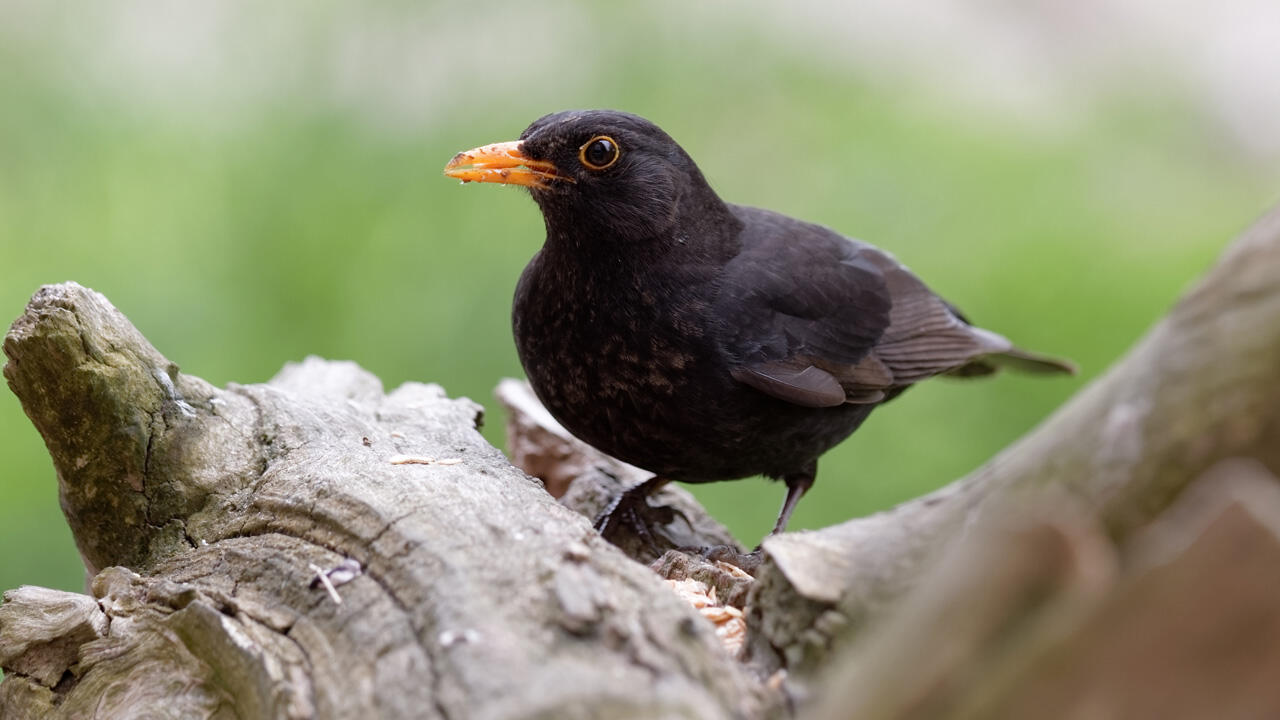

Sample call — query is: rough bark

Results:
[804,458,1280,720]
[1,285,769,719]
[1,202,1278,719]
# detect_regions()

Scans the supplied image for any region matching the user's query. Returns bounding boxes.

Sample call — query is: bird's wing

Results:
[857,249,1017,385]
[720,206,1033,407]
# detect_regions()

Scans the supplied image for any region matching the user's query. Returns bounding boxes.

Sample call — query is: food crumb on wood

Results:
[388,455,464,466]
[438,628,482,648]
[665,577,747,658]
[308,563,344,605]
[389,455,436,465]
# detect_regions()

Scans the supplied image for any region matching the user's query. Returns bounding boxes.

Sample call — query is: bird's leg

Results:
[685,463,815,574]
[593,475,672,545]
[770,461,816,535]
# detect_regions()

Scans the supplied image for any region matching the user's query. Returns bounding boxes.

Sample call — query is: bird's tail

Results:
[948,347,1077,378]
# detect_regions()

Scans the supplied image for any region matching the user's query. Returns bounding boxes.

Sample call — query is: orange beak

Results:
[443,141,573,189]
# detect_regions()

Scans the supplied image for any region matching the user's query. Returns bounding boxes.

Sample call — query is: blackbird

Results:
[445,109,1073,538]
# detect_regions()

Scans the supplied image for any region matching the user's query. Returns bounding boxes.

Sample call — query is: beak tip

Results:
[442,139,564,189]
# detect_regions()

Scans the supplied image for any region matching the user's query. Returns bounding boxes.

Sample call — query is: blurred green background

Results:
[1,1,1276,596]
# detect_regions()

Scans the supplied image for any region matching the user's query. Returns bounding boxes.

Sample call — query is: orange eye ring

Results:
[579,136,620,170]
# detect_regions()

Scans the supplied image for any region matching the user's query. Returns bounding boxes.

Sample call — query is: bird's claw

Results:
[593,478,675,553]
[697,544,764,575]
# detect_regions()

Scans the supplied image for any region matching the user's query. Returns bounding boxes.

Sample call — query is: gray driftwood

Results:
[802,457,1280,720]
[2,202,1279,719]
[0,285,768,719]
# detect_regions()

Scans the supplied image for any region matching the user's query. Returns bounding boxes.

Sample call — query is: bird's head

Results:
[445,110,726,246]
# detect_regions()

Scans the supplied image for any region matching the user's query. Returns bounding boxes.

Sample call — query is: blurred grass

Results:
[0,2,1275,597]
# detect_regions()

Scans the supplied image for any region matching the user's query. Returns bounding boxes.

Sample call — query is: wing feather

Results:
[719,205,1070,408]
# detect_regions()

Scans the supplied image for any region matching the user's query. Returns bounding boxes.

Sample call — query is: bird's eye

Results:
[579,136,620,170]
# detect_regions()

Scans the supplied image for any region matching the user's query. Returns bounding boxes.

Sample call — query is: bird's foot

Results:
[593,476,675,553]
[697,544,765,576]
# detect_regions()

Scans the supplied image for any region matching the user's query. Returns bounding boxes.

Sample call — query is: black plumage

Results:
[445,109,1073,537]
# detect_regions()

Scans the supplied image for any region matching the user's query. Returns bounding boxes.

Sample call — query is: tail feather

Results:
[949,347,1077,378]
[993,347,1078,375]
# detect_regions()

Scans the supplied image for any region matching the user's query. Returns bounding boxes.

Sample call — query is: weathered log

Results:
[1,284,770,719]
[805,458,1280,720]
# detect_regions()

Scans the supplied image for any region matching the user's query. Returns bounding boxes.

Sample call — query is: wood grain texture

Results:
[1,284,767,719]
[805,459,1280,720]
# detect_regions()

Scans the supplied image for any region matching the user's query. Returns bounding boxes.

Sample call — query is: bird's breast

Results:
[511,254,733,469]
[515,264,715,395]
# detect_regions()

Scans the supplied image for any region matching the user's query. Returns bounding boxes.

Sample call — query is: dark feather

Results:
[719,206,1071,405]
[730,361,849,408]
